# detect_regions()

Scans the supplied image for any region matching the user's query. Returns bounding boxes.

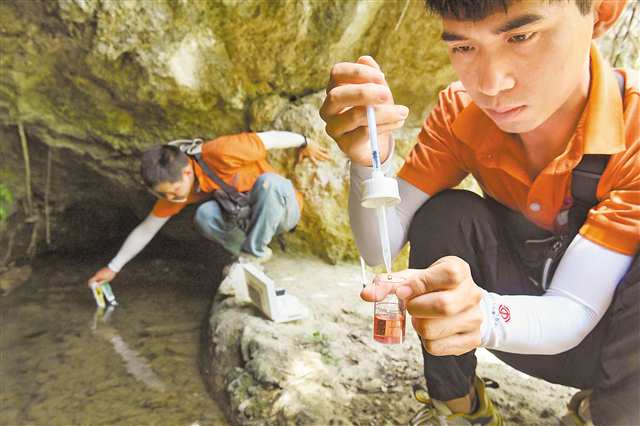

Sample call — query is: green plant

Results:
[304,331,338,366]
[0,184,13,222]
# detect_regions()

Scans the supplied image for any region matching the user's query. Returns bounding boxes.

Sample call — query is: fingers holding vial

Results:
[395,257,484,355]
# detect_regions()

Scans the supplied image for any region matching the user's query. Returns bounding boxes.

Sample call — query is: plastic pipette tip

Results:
[366,106,381,170]
[360,257,368,288]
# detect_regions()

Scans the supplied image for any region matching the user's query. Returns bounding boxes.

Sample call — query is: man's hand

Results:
[361,256,484,356]
[88,267,117,287]
[296,139,330,165]
[319,56,409,167]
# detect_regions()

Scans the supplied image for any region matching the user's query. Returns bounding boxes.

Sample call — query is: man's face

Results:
[442,1,595,133]
[151,165,193,203]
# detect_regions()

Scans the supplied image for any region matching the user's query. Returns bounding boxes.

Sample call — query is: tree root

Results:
[17,121,34,216]
[1,231,15,271]
[17,122,47,258]
[393,0,411,33]
[45,146,52,246]
[26,220,39,259]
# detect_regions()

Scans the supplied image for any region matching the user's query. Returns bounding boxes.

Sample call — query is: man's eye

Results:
[451,45,474,54]
[508,32,535,43]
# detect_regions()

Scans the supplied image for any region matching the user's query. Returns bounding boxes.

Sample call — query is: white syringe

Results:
[366,106,393,274]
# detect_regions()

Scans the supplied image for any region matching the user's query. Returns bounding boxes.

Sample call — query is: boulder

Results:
[201,254,576,425]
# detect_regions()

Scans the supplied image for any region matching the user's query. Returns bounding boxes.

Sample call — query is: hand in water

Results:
[88,267,116,287]
[320,56,408,167]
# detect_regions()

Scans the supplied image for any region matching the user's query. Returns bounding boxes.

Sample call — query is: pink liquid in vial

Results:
[373,312,406,344]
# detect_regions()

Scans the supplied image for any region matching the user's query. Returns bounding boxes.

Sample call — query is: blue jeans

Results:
[194,173,300,257]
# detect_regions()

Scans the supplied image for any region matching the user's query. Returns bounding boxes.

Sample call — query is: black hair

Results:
[140,145,189,188]
[424,0,593,20]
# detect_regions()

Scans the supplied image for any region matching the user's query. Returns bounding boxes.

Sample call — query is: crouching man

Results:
[88,131,329,286]
[321,0,638,424]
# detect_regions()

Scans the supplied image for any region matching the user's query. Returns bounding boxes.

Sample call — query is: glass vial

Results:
[373,276,406,345]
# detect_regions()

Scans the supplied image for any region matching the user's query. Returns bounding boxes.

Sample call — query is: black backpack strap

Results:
[570,71,624,208]
[192,152,240,196]
[571,154,610,206]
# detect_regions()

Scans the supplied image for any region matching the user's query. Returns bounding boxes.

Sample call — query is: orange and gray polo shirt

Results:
[398,45,639,256]
[152,132,304,218]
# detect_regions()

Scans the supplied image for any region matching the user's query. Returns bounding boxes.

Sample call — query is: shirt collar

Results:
[581,43,625,154]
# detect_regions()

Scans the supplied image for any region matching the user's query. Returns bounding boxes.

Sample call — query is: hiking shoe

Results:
[409,376,503,426]
[238,247,273,264]
[560,390,593,426]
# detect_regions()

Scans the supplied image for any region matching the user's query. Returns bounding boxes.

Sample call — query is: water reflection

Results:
[0,253,228,425]
[92,306,167,393]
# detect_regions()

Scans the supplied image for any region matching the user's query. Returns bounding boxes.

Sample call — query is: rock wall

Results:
[0,0,457,263]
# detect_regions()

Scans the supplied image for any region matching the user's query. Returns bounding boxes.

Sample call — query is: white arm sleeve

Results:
[480,235,633,354]
[107,213,169,272]
[257,131,305,150]
[349,152,430,266]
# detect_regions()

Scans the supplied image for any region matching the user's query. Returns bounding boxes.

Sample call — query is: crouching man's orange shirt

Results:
[152,132,304,218]
[398,45,639,255]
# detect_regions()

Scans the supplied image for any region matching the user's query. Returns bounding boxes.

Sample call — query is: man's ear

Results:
[592,0,628,39]
[182,163,192,177]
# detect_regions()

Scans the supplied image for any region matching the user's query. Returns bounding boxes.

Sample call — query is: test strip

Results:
[360,257,368,288]
[102,282,118,306]
[89,282,106,309]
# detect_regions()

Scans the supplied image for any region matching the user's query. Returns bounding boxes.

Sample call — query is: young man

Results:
[320,1,638,425]
[88,131,329,286]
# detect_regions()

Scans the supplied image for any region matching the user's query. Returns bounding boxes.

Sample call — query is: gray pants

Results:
[194,173,300,257]
[409,190,639,425]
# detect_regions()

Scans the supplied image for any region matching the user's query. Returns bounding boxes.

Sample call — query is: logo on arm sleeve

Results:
[498,304,511,323]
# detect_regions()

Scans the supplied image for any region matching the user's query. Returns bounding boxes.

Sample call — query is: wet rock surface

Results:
[202,254,576,425]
